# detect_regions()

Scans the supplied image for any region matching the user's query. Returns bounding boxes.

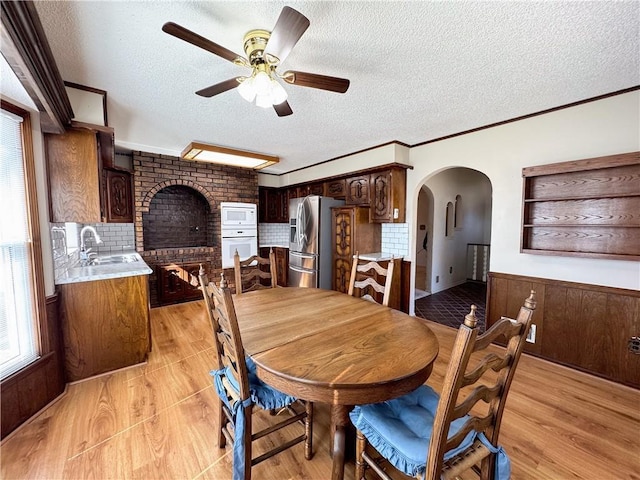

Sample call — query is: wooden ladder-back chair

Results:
[233,248,277,294]
[348,252,395,307]
[350,291,537,480]
[198,266,313,480]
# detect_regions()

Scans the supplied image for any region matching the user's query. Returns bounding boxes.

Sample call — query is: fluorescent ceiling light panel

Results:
[181,142,279,170]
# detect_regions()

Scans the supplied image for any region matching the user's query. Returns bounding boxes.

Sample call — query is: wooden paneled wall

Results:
[487,272,639,388]
[1,293,66,439]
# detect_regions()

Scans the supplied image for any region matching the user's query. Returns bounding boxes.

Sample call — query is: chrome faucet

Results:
[79,226,103,265]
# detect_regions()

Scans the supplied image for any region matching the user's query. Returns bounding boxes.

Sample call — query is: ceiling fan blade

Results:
[282,71,350,93]
[162,22,244,64]
[263,7,310,64]
[273,101,293,117]
[196,78,240,97]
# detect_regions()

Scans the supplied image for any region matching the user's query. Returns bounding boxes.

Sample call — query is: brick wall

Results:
[143,185,211,250]
[132,151,258,306]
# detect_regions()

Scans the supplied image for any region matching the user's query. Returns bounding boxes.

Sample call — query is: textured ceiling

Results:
[34,1,639,174]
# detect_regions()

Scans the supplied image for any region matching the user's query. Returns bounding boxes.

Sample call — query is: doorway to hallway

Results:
[414,282,487,331]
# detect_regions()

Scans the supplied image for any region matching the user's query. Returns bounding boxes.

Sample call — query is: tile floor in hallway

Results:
[414,281,487,331]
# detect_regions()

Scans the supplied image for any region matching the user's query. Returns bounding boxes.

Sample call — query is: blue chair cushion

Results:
[212,356,298,411]
[211,357,300,480]
[349,385,478,478]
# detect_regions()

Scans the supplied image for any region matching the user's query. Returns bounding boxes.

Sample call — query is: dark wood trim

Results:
[413,86,640,148]
[488,271,640,298]
[262,87,639,177]
[283,141,412,176]
[522,151,640,177]
[70,120,114,135]
[285,162,413,191]
[64,81,108,126]
[1,351,55,386]
[0,1,73,133]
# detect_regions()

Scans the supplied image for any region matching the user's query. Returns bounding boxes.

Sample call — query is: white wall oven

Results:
[220,202,257,268]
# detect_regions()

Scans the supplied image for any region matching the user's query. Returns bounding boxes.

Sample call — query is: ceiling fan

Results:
[162,6,350,117]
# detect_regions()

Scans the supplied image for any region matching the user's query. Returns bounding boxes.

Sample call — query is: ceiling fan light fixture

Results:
[238,69,288,107]
[237,76,256,102]
[253,70,272,96]
[255,93,273,108]
[270,79,288,105]
[181,141,279,170]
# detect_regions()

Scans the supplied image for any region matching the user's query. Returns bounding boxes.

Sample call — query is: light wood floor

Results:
[1,300,638,479]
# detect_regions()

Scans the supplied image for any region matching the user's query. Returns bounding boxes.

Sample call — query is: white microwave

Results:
[220,202,257,228]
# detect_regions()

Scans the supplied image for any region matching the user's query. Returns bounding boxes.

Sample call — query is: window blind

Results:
[0,107,39,380]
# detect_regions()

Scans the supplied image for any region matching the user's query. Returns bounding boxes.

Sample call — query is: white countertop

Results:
[55,252,152,285]
[259,244,289,249]
[358,252,403,261]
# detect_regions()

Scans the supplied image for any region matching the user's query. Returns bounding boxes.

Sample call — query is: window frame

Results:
[1,99,48,379]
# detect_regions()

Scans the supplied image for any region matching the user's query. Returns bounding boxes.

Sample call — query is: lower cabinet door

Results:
[60,275,150,382]
[157,264,185,304]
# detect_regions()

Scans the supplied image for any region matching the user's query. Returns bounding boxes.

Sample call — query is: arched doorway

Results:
[414,167,492,327]
[415,186,434,297]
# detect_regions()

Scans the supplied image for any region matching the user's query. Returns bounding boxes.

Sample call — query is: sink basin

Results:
[90,253,139,266]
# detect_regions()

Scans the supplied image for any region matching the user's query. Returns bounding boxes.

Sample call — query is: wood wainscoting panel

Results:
[1,293,66,439]
[558,292,640,384]
[486,274,546,356]
[487,272,640,388]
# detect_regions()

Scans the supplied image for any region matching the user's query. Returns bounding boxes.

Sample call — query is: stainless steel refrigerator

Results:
[288,195,344,289]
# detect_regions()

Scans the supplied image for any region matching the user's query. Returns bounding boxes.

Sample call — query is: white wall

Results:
[259,142,411,187]
[423,168,492,293]
[408,91,640,294]
[258,90,639,312]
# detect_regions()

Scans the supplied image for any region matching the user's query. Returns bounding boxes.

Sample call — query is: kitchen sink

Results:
[89,253,139,266]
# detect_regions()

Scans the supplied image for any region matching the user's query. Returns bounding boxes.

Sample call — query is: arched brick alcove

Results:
[132,151,258,306]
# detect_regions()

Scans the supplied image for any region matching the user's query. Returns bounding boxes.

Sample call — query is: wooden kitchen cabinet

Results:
[157,261,210,305]
[370,167,407,223]
[324,178,346,199]
[345,175,370,205]
[331,206,381,293]
[59,275,150,382]
[288,186,302,199]
[259,187,288,223]
[46,127,104,223]
[259,246,288,286]
[46,122,133,223]
[307,182,325,196]
[104,168,134,222]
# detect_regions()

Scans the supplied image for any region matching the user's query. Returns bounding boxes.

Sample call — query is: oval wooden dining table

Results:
[233,287,439,480]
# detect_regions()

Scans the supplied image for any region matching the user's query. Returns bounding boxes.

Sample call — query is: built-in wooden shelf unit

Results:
[521,151,639,261]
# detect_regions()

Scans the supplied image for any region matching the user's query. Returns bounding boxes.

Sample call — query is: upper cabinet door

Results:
[325,178,346,199]
[46,128,103,223]
[346,175,370,205]
[105,169,133,223]
[46,124,120,223]
[370,167,407,223]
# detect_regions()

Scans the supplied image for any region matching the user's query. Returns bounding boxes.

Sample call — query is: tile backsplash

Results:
[51,222,135,281]
[381,223,409,257]
[258,223,289,247]
[91,223,136,253]
[257,222,409,257]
